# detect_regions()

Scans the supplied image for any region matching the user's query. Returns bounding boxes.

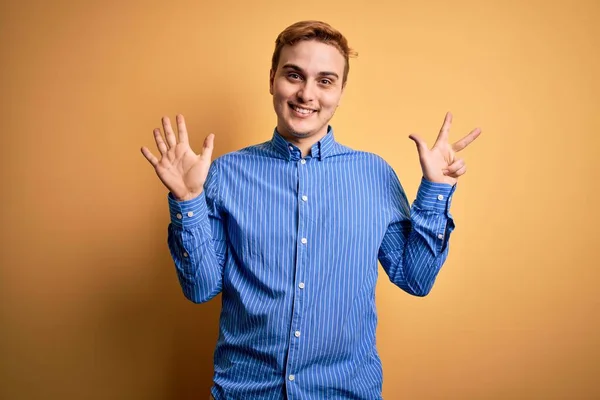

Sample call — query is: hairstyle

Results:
[271,20,358,86]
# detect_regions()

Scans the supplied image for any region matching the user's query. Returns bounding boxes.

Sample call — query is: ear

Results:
[269,69,275,95]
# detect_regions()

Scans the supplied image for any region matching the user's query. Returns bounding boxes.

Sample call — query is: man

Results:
[141,20,480,400]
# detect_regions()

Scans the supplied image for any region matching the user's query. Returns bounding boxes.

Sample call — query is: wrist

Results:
[175,190,203,202]
[423,174,456,186]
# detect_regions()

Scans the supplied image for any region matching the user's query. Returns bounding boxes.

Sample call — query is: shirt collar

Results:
[270,126,337,161]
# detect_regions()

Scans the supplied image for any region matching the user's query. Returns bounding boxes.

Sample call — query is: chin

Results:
[285,120,323,138]
[288,128,314,138]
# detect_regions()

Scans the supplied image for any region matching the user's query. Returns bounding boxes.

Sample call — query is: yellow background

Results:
[1,0,598,398]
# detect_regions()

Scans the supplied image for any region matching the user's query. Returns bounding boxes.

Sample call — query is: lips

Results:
[289,103,317,117]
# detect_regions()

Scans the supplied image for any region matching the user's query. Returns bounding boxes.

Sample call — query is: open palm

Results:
[409,112,481,186]
[141,114,214,201]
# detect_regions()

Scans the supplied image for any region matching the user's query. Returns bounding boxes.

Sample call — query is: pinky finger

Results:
[141,146,159,167]
[446,165,467,178]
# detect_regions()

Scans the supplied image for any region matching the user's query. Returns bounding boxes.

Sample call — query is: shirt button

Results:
[298,282,305,289]
[187,211,194,217]
[437,195,444,201]
[183,252,188,258]
[301,238,307,244]
[289,145,293,151]
[294,330,301,338]
[300,159,306,164]
[437,234,444,239]
[301,195,308,202]
[176,213,183,220]
[288,374,295,381]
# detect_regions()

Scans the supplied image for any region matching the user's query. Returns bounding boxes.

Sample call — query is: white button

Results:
[187,211,194,217]
[437,234,444,239]
[301,238,307,244]
[437,195,444,201]
[298,282,305,289]
[288,374,295,381]
[183,252,188,258]
[301,195,308,202]
[294,330,301,337]
[176,213,183,220]
[300,159,306,164]
[289,145,293,151]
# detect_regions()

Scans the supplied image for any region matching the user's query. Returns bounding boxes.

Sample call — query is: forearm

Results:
[394,214,452,296]
[167,192,226,303]
[381,178,456,296]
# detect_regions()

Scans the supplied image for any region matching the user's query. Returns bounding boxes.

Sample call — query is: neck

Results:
[278,128,328,158]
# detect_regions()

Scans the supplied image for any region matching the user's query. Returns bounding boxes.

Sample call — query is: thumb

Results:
[202,133,215,159]
[408,134,428,155]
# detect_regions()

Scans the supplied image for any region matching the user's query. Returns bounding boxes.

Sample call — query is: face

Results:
[270,40,346,142]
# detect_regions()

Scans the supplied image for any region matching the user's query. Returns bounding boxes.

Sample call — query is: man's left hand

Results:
[409,112,481,186]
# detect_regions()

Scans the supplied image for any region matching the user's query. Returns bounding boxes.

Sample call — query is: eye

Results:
[288,73,302,81]
[320,78,333,85]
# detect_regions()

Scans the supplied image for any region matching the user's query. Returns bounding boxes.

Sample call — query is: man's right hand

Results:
[141,114,214,202]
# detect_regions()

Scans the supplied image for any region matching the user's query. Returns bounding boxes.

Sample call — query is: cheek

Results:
[322,91,342,108]
[273,81,294,99]
[274,95,291,113]
[273,93,290,117]
[275,95,288,112]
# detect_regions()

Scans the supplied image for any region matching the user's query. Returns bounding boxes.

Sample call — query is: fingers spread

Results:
[434,111,452,147]
[153,128,168,155]
[141,146,158,167]
[408,134,428,155]
[453,127,482,152]
[176,114,189,144]
[202,133,215,159]
[162,116,177,149]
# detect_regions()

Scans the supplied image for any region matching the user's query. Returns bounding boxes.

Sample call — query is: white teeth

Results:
[292,105,315,115]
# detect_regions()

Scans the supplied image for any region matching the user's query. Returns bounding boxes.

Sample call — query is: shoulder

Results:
[331,143,393,172]
[212,141,276,166]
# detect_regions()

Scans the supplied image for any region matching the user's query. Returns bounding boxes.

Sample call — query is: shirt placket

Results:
[285,153,309,399]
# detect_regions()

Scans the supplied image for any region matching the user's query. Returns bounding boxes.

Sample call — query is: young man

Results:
[141,20,480,400]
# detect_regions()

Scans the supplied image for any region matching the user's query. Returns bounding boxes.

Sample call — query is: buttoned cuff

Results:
[414,178,456,213]
[168,192,208,229]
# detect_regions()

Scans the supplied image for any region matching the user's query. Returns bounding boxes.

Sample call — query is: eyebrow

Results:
[281,63,339,79]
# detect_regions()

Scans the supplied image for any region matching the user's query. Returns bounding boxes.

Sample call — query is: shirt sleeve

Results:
[167,161,227,303]
[378,168,456,297]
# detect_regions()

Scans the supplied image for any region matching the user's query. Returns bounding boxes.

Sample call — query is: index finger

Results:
[176,114,189,144]
[434,111,452,147]
[452,127,482,152]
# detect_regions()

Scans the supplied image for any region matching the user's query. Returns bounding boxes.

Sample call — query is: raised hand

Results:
[141,114,214,201]
[408,112,481,186]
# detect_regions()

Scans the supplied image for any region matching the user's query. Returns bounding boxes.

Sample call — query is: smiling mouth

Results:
[289,103,317,115]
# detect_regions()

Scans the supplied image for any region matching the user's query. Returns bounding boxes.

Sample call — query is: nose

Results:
[296,80,316,103]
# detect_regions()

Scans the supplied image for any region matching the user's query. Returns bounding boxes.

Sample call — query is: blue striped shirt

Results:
[167,127,456,399]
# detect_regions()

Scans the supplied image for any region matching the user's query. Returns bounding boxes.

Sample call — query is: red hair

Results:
[271,20,358,86]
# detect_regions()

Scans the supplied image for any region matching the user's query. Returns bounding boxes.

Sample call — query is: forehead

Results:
[277,40,345,75]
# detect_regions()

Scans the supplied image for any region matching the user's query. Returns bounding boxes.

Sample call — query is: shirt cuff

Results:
[414,177,456,213]
[167,192,208,229]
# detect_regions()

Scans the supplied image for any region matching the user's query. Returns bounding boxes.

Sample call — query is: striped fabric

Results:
[167,127,456,400]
